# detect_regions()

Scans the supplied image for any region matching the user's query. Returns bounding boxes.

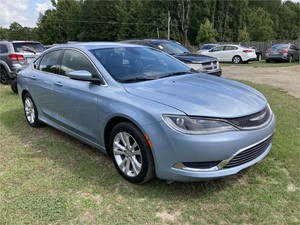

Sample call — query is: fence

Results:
[197,40,300,58]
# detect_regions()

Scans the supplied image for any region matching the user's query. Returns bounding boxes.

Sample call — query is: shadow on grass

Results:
[0,107,248,200]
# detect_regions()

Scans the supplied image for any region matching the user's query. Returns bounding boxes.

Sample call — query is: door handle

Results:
[30,76,36,80]
[54,81,63,86]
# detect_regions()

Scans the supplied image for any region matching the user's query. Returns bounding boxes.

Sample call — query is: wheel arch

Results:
[104,116,146,156]
[232,55,242,63]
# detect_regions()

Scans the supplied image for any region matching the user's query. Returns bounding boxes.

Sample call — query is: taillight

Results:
[9,54,25,61]
[281,49,288,53]
[266,50,271,54]
[243,49,253,53]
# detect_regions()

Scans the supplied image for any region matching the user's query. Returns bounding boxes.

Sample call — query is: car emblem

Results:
[249,112,267,122]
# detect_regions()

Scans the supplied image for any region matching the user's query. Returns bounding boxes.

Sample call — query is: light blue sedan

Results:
[18,42,276,183]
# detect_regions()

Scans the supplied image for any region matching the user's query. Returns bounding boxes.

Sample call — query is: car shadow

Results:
[0,107,250,199]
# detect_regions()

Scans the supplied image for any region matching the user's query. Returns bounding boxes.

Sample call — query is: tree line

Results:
[1,0,299,46]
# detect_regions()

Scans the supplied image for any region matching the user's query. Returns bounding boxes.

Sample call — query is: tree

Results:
[8,22,26,40]
[196,19,217,44]
[248,7,274,41]
[238,26,251,42]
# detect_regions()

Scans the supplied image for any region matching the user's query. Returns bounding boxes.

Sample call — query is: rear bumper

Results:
[247,57,258,62]
[265,55,288,60]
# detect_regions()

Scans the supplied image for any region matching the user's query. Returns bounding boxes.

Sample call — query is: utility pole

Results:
[157,27,159,39]
[167,11,171,40]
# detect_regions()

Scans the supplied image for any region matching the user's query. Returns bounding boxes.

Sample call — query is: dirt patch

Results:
[156,208,181,224]
[222,65,300,98]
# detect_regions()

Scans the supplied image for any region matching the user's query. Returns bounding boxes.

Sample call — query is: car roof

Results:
[49,42,142,51]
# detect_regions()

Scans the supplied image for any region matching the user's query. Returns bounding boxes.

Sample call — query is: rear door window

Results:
[39,50,62,74]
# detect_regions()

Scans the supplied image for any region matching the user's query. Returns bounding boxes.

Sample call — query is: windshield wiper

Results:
[21,48,36,54]
[121,77,155,83]
[158,71,193,79]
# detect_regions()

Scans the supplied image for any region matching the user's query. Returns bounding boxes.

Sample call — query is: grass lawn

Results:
[0,83,299,225]
[221,60,300,67]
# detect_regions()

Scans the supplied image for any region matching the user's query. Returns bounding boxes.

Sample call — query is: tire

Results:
[109,122,155,184]
[11,78,18,94]
[266,59,271,63]
[23,93,43,127]
[288,55,293,63]
[232,56,242,64]
[0,67,10,84]
[257,54,262,61]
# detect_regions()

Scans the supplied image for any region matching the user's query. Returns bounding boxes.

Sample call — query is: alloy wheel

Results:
[24,97,36,124]
[113,131,142,177]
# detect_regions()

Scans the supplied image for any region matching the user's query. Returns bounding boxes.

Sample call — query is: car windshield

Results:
[13,42,45,53]
[151,41,190,55]
[271,44,289,50]
[91,46,193,83]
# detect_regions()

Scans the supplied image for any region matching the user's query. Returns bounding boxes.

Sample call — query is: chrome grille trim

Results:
[226,106,272,130]
[219,135,273,169]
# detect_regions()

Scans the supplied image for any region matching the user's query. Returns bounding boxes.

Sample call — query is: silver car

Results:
[18,42,276,183]
[265,43,299,63]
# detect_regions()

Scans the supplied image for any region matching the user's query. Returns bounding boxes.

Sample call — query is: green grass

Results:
[221,60,300,67]
[0,83,299,225]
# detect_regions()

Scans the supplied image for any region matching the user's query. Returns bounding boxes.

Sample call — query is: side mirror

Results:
[68,70,102,84]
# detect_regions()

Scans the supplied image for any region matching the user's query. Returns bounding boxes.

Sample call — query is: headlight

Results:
[163,115,238,135]
[186,63,203,71]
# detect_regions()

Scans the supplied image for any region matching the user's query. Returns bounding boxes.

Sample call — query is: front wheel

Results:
[23,93,43,127]
[109,122,155,184]
[232,56,242,64]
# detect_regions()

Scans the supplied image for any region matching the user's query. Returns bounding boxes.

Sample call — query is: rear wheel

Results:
[288,55,293,63]
[232,56,242,64]
[0,67,10,84]
[11,79,18,94]
[266,59,271,63]
[109,122,155,184]
[23,93,43,127]
[258,54,262,61]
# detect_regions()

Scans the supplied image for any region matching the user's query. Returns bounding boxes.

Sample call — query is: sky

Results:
[0,0,299,29]
[0,0,54,28]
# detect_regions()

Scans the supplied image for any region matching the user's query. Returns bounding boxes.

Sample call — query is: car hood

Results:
[122,74,267,118]
[173,54,217,63]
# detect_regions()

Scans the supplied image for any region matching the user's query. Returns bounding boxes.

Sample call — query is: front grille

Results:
[223,136,272,169]
[202,61,218,71]
[227,106,271,128]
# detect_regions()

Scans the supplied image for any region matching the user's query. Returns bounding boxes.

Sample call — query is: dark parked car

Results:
[0,40,45,93]
[249,46,262,61]
[122,39,222,76]
[265,44,299,63]
[17,42,275,183]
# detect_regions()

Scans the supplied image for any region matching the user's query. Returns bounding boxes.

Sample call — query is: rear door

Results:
[28,50,62,121]
[222,46,238,61]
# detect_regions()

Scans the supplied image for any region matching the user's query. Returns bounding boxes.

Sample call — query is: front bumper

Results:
[143,113,276,182]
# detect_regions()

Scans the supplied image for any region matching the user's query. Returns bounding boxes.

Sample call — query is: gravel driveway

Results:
[222,64,300,98]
